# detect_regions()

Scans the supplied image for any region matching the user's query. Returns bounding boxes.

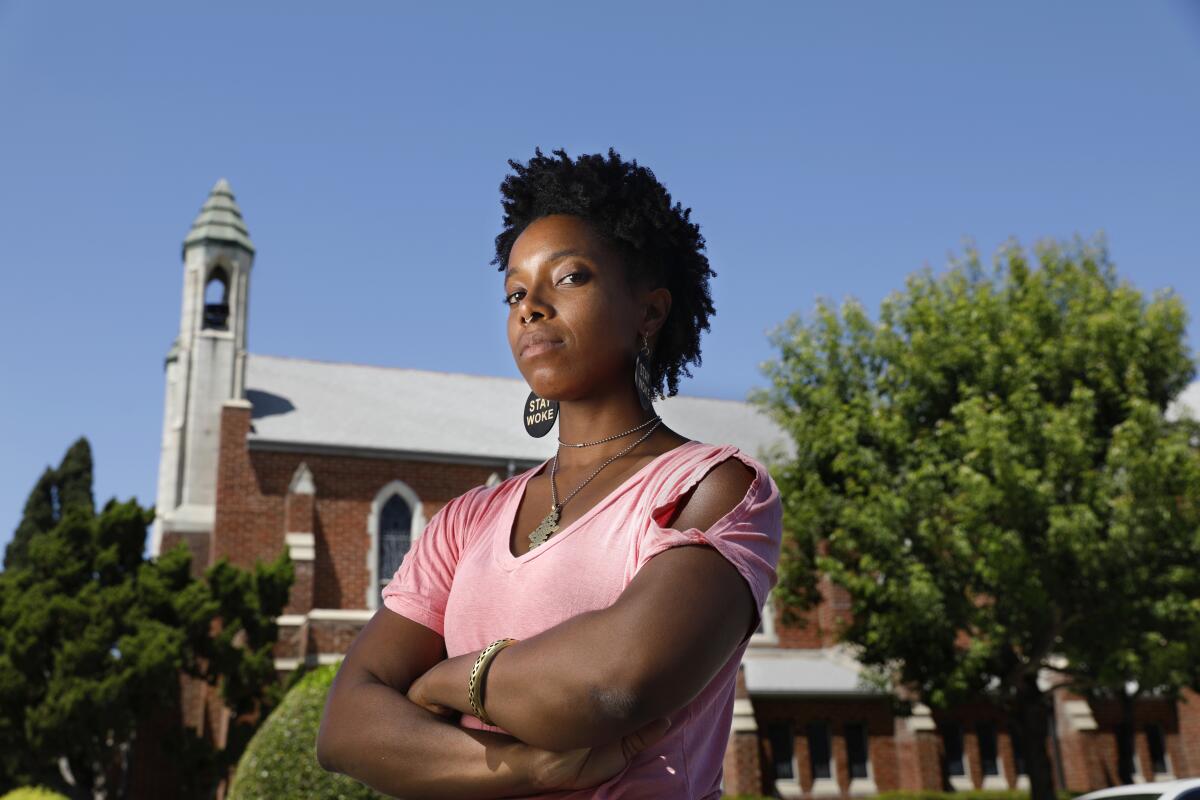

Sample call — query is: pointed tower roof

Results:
[183,178,255,255]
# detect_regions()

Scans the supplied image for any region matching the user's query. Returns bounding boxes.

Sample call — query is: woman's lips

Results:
[521,340,564,358]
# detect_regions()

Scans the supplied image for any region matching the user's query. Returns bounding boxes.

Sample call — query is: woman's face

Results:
[504,214,650,401]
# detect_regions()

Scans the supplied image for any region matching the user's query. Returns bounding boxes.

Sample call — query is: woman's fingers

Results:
[621,717,672,761]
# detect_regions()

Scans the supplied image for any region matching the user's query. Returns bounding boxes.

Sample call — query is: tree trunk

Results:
[1015,674,1058,800]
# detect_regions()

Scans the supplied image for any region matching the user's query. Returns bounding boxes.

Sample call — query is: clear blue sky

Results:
[2,1,1199,552]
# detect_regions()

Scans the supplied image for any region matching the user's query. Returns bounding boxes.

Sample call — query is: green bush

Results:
[0,789,70,800]
[228,663,386,800]
[876,792,1079,800]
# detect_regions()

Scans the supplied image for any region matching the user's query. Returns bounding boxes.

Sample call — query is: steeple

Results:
[152,178,256,558]
[183,178,255,256]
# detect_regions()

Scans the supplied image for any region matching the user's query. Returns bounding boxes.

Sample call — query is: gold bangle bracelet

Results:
[468,638,517,726]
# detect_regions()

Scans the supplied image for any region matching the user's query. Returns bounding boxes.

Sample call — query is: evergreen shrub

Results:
[228,663,385,800]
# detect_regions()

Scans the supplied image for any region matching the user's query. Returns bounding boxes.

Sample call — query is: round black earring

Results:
[522,390,559,437]
[634,333,655,410]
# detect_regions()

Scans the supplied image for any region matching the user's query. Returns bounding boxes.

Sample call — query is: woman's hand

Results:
[527,717,672,792]
[406,668,459,720]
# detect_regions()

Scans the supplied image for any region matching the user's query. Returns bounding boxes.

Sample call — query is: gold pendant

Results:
[528,505,561,549]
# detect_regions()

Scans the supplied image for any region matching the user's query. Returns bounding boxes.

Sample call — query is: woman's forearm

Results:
[317,668,547,799]
[420,608,643,752]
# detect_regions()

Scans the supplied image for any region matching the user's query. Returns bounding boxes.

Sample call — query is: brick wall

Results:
[213,403,497,612]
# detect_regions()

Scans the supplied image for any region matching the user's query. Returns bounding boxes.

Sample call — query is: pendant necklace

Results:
[528,415,663,549]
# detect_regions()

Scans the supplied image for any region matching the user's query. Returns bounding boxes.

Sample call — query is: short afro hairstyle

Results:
[492,147,716,399]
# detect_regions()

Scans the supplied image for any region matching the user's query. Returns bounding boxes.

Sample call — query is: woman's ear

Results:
[641,287,672,343]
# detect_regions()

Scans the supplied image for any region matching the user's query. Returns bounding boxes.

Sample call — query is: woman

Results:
[317,148,782,799]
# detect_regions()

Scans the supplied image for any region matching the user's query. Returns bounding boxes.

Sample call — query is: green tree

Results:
[0,437,294,799]
[752,235,1200,800]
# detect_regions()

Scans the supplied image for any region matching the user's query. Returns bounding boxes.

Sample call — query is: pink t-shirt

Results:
[382,439,782,799]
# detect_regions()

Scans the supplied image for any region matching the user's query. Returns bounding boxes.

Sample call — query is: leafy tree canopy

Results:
[753,235,1200,798]
[0,438,294,799]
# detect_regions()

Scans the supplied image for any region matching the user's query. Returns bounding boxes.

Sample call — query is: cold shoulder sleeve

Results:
[380,484,487,638]
[634,445,783,647]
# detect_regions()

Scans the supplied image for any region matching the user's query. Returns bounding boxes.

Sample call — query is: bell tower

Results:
[151,178,255,559]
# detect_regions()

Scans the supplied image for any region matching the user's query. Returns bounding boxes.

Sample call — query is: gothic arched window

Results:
[203,266,230,330]
[378,493,412,588]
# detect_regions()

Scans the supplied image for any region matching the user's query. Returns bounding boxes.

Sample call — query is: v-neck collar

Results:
[493,439,700,570]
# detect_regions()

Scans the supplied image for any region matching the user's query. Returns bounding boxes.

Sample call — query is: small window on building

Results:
[807,720,833,781]
[203,266,230,330]
[943,721,966,777]
[1117,721,1141,784]
[846,721,870,779]
[978,721,999,776]
[378,494,412,586]
[1007,721,1027,775]
[767,720,796,781]
[752,590,777,642]
[1146,723,1169,776]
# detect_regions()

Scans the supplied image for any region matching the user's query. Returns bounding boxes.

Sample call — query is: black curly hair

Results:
[492,147,716,399]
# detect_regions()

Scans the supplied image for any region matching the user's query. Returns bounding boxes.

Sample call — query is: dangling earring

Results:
[522,390,559,437]
[634,333,655,410]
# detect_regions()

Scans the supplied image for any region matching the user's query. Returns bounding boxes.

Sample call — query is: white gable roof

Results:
[244,353,793,466]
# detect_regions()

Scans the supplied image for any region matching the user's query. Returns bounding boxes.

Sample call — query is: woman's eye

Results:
[503,290,524,306]
[559,271,586,285]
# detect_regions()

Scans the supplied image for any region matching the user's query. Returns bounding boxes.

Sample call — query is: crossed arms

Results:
[316,457,757,798]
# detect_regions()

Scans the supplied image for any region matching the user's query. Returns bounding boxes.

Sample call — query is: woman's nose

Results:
[517,282,553,322]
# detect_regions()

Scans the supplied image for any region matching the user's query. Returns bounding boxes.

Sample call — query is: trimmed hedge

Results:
[723,792,1081,800]
[0,790,70,800]
[877,791,1080,800]
[228,663,386,800]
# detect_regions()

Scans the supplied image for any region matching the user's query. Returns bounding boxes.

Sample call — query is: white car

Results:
[1077,778,1200,800]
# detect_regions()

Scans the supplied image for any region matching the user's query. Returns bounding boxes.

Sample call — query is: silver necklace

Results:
[557,414,661,448]
[528,417,665,549]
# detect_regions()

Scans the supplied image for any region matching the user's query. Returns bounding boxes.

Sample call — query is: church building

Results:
[150,179,1200,798]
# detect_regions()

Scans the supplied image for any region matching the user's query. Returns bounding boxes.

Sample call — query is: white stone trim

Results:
[730,697,758,733]
[1063,699,1098,731]
[848,776,878,797]
[289,462,315,495]
[750,589,779,646]
[158,503,216,534]
[221,398,252,410]
[775,778,803,799]
[285,532,315,561]
[906,702,938,732]
[810,777,841,797]
[273,653,346,671]
[949,772,974,791]
[307,608,374,622]
[274,609,374,625]
[366,480,426,610]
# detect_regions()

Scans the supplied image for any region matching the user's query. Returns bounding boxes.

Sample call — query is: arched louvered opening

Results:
[203,266,230,330]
